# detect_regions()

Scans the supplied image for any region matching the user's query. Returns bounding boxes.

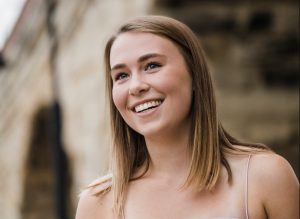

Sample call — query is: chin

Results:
[134,128,159,138]
[133,124,168,139]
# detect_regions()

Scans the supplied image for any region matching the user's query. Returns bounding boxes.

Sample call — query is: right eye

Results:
[115,72,129,81]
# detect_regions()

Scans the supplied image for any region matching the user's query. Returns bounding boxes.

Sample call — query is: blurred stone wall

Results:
[0,0,298,219]
[0,0,54,218]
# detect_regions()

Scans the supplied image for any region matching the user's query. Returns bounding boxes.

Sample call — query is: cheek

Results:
[166,72,193,110]
[162,71,192,97]
[112,86,127,112]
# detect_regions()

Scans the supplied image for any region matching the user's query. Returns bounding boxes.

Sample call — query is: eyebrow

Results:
[110,53,165,71]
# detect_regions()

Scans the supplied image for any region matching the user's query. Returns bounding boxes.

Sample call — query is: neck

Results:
[144,126,191,183]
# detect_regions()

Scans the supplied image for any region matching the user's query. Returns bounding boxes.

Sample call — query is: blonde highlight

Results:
[99,15,271,217]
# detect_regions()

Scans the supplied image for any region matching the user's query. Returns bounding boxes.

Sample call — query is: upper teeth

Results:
[135,100,162,113]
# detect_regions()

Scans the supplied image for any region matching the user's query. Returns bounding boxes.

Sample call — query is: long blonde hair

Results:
[98,15,269,217]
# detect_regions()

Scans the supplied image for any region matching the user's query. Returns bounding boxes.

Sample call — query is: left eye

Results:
[145,62,161,71]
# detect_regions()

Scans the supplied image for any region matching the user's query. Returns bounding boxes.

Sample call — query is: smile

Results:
[134,100,163,113]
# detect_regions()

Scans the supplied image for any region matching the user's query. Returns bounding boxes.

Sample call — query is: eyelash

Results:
[113,62,162,82]
[145,62,161,71]
[114,72,129,81]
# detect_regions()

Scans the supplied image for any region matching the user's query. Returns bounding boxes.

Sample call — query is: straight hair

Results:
[92,15,270,217]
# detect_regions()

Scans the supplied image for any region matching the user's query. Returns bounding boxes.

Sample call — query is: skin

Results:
[110,32,193,142]
[76,32,299,219]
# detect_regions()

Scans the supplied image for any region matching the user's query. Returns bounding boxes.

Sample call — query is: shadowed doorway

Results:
[21,105,72,219]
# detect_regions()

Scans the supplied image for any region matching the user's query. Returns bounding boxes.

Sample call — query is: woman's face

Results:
[110,32,193,138]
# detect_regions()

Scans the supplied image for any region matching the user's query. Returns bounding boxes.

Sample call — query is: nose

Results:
[128,74,150,96]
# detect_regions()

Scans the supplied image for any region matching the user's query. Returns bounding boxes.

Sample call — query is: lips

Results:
[132,100,163,113]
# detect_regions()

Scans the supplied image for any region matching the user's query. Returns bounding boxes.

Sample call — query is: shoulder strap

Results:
[245,154,252,219]
[122,207,125,219]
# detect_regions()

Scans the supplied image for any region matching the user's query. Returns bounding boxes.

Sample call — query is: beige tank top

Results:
[122,155,252,219]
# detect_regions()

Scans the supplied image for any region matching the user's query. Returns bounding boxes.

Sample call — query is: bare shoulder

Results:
[250,153,298,185]
[75,174,114,219]
[249,152,299,219]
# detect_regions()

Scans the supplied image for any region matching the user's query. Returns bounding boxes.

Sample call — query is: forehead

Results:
[109,32,182,66]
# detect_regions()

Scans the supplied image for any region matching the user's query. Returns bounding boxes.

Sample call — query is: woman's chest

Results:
[123,183,246,219]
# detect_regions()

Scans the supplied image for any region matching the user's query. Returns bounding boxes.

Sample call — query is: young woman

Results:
[75,15,299,219]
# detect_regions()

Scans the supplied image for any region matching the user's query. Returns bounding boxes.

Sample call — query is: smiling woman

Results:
[110,32,192,138]
[75,15,299,219]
